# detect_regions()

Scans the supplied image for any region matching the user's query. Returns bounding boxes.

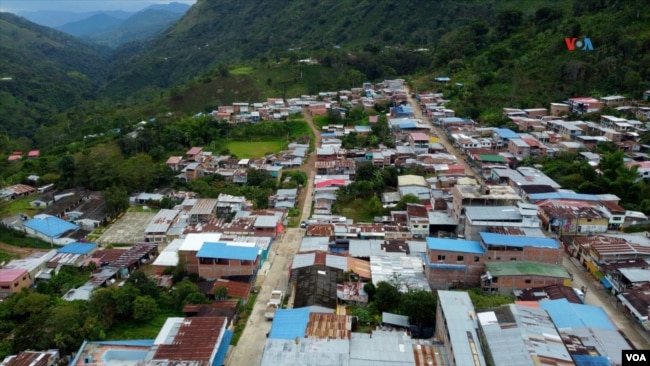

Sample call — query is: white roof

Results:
[179,233,222,251]
[152,238,184,267]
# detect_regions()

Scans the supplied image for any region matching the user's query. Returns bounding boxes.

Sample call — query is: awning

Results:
[600,277,612,289]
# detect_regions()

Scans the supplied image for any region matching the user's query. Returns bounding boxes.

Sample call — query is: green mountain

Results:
[0,12,109,139]
[86,9,187,48]
[57,13,123,37]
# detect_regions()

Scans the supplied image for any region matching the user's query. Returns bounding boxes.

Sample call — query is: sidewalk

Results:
[563,254,650,349]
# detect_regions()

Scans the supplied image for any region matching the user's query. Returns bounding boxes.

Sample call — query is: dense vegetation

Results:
[0,268,212,359]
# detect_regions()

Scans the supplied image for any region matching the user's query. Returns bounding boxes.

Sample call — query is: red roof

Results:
[315,179,348,188]
[521,138,543,148]
[166,156,182,164]
[410,132,429,141]
[0,268,27,282]
[186,147,203,155]
[369,115,379,123]
[213,279,251,299]
[27,150,40,157]
[8,155,21,161]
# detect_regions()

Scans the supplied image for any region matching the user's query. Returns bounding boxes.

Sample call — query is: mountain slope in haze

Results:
[86,8,188,48]
[0,12,109,139]
[56,13,123,37]
[17,10,132,28]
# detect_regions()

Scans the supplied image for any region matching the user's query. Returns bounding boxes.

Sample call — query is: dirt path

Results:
[405,85,485,184]
[0,241,41,257]
[226,110,320,366]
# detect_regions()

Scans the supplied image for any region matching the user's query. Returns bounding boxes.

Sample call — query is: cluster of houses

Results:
[5,149,39,162]
[3,80,650,365]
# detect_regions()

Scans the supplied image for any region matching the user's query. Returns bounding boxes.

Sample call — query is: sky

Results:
[0,0,197,14]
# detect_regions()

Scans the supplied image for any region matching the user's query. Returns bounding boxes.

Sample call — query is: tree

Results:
[133,295,159,322]
[374,281,400,313]
[127,271,160,299]
[398,290,437,328]
[363,282,376,302]
[213,286,229,300]
[103,185,129,217]
[367,196,384,217]
[396,194,422,210]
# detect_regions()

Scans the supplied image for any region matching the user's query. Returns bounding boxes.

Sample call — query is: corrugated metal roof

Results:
[370,256,431,292]
[268,308,311,339]
[437,291,487,366]
[145,209,180,233]
[465,206,522,221]
[382,312,409,327]
[58,242,97,255]
[254,215,277,228]
[152,238,183,267]
[299,237,330,252]
[349,330,416,364]
[478,304,573,365]
[188,198,218,215]
[260,338,350,366]
[425,237,485,254]
[479,232,560,248]
[326,255,348,271]
[196,243,259,260]
[561,327,629,365]
[24,215,78,238]
[292,252,316,269]
[305,313,353,339]
[179,233,222,251]
[539,299,616,330]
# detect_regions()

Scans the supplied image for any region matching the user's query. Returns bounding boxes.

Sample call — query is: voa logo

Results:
[564,37,594,51]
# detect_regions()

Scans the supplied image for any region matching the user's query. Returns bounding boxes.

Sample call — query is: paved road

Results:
[226,111,319,366]
[563,254,650,349]
[404,85,485,185]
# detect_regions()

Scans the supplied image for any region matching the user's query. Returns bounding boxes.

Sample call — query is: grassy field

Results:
[336,198,375,223]
[0,195,41,217]
[0,249,17,263]
[225,140,285,158]
[106,310,183,340]
[0,226,53,249]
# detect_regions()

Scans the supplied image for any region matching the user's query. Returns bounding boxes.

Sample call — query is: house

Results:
[424,238,486,289]
[186,146,203,162]
[625,161,650,182]
[406,203,430,238]
[3,250,57,282]
[408,132,430,154]
[189,198,218,223]
[538,201,609,235]
[479,232,562,264]
[507,138,530,158]
[291,264,344,313]
[477,304,574,366]
[195,242,260,279]
[216,194,249,218]
[539,299,632,366]
[166,156,183,171]
[397,175,430,201]
[144,209,180,243]
[0,184,36,200]
[1,350,59,366]
[451,184,521,222]
[0,269,31,294]
[436,290,487,366]
[23,215,79,243]
[269,188,298,209]
[483,261,571,292]
[463,204,540,240]
[47,242,98,271]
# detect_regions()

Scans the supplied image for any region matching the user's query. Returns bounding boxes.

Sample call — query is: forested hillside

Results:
[0,13,109,140]
[0,0,648,152]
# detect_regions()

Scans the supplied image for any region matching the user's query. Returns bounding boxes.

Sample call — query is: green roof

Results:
[476,154,506,163]
[485,261,570,278]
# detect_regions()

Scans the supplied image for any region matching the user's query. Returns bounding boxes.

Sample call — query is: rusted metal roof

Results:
[153,317,226,362]
[305,312,353,339]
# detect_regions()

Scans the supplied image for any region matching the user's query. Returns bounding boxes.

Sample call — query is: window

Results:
[457,255,464,262]
[474,256,480,262]
[492,277,498,283]
[510,257,517,261]
[525,279,532,284]
[437,255,446,261]
[496,257,501,260]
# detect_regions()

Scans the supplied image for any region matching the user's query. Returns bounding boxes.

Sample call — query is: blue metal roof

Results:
[440,117,472,124]
[479,232,560,248]
[58,242,98,255]
[197,242,260,260]
[539,299,616,330]
[528,192,600,202]
[494,128,519,139]
[23,216,78,238]
[425,237,485,254]
[573,355,612,366]
[212,329,233,366]
[399,122,417,129]
[268,308,310,339]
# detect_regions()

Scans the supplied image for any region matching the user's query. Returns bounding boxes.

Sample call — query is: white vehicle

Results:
[264,290,284,320]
